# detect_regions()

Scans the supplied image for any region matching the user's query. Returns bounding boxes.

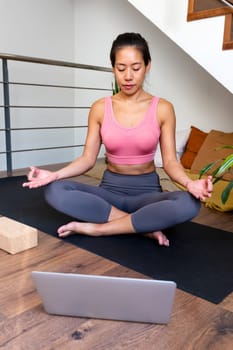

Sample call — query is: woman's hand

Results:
[186,176,213,201]
[22,166,58,189]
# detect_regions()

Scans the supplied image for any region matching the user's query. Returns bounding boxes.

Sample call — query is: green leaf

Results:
[214,154,233,178]
[112,78,120,95]
[213,176,223,185]
[199,161,216,178]
[221,180,233,204]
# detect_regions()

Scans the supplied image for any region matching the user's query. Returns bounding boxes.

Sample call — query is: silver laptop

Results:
[31,271,176,324]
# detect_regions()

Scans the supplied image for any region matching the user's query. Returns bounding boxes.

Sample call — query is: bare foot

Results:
[57,221,98,237]
[144,231,170,247]
[57,221,169,247]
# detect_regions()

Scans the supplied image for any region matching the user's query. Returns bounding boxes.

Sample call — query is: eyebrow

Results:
[116,62,142,67]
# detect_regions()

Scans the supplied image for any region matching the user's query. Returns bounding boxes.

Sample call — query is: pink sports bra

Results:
[100,96,160,165]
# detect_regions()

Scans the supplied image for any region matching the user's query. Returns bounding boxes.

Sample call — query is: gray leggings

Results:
[44,170,200,233]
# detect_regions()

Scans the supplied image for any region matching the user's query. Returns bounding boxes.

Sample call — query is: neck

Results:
[118,90,148,103]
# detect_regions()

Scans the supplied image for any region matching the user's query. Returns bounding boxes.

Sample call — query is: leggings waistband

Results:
[100,169,162,196]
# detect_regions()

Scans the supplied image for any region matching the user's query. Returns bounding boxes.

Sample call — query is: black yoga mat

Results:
[0,175,232,304]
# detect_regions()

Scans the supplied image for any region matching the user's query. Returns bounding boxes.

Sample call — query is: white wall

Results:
[74,0,233,133]
[0,0,75,171]
[0,0,74,59]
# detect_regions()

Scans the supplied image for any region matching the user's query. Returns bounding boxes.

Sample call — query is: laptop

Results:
[31,271,176,324]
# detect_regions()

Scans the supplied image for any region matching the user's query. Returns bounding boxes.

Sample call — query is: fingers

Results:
[207,176,213,192]
[199,177,213,201]
[23,179,45,189]
[204,176,213,198]
[189,177,213,201]
[27,166,38,180]
[22,180,37,188]
[22,166,40,188]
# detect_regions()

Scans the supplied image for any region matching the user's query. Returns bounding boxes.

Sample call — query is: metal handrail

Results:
[0,80,111,91]
[0,53,112,72]
[0,53,113,176]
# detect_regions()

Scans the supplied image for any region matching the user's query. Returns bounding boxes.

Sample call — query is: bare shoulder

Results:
[89,97,106,123]
[158,98,174,113]
[90,97,105,112]
[157,98,175,124]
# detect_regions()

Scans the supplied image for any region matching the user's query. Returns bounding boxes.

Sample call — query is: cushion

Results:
[191,129,233,181]
[155,128,191,167]
[176,128,192,160]
[180,126,208,169]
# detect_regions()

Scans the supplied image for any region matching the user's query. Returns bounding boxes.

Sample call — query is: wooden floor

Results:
[0,173,233,349]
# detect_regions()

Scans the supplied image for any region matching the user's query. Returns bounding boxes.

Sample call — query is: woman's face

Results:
[113,46,150,95]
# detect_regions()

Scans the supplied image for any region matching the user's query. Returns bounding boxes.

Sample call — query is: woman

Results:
[23,32,212,246]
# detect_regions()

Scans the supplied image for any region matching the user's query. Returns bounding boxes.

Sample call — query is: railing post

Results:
[2,58,12,176]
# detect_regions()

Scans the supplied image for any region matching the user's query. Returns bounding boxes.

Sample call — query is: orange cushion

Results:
[180,126,208,169]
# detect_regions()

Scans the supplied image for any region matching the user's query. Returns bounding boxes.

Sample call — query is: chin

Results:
[122,87,137,95]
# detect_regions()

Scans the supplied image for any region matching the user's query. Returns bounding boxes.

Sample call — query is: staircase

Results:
[187,0,233,50]
[128,0,233,94]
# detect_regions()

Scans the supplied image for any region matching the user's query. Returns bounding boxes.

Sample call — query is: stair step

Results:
[187,0,232,21]
[187,0,233,50]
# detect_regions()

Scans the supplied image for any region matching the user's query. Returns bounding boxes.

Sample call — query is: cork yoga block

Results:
[0,217,38,254]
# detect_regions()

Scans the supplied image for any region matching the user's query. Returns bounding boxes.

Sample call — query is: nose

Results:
[125,68,133,80]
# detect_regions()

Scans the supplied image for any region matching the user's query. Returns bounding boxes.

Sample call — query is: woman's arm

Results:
[23,99,104,188]
[157,99,212,201]
[55,99,103,179]
[157,99,187,184]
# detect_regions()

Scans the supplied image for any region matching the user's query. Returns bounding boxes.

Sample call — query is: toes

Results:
[156,232,169,247]
[58,230,71,238]
[163,238,170,247]
[57,223,74,237]
[143,231,169,247]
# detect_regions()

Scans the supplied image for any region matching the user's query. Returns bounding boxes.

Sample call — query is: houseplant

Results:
[112,78,120,95]
[199,146,233,204]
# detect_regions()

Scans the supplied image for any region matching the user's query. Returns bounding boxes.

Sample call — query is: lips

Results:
[123,84,135,90]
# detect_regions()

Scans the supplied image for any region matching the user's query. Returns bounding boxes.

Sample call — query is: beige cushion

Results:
[191,129,233,181]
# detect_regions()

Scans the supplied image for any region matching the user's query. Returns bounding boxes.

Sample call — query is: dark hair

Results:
[110,32,151,67]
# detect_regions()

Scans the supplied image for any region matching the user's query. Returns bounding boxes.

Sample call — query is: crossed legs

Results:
[57,205,170,246]
[45,178,200,247]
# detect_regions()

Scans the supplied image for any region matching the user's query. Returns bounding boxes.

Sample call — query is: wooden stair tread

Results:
[188,0,232,20]
[187,0,233,50]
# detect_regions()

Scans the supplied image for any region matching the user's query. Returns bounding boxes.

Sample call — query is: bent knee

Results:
[181,192,201,220]
[44,180,64,206]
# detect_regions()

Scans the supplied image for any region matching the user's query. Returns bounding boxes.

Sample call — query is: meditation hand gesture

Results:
[22,166,58,189]
[186,176,213,201]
